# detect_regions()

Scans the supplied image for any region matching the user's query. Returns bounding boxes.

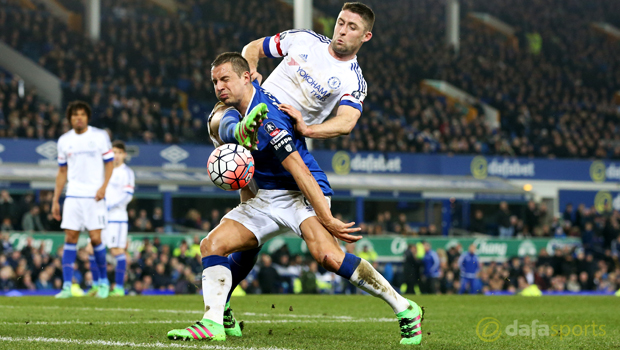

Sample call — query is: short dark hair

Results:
[342,2,375,32]
[112,140,126,152]
[65,100,91,125]
[211,52,250,78]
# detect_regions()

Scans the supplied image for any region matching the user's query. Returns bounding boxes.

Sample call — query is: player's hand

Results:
[95,186,106,201]
[322,217,362,244]
[51,201,61,221]
[250,69,263,85]
[279,104,309,137]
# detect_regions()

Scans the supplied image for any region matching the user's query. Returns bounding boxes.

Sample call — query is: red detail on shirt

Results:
[341,94,364,105]
[274,33,284,56]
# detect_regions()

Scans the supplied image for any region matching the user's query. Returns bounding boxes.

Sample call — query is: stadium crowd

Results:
[1,0,619,157]
[3,187,620,252]
[1,231,619,295]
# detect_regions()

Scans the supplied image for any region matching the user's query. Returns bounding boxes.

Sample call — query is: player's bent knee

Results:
[316,251,344,272]
[110,248,125,256]
[200,235,228,257]
[89,230,102,246]
[64,230,80,243]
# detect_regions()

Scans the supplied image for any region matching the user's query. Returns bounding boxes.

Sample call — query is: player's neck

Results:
[237,85,256,116]
[328,45,356,62]
[73,126,89,135]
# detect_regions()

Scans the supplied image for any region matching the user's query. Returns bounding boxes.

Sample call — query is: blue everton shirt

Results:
[221,81,333,196]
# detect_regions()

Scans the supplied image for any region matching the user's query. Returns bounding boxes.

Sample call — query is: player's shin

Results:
[201,255,232,325]
[115,254,126,290]
[61,243,77,290]
[226,246,261,302]
[336,253,410,314]
[88,255,99,286]
[93,243,109,285]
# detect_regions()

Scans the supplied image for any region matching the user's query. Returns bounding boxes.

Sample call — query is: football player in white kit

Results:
[242,2,372,138]
[52,101,114,299]
[98,140,135,297]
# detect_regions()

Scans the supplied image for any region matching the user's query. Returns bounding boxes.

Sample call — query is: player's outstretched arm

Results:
[281,151,361,243]
[52,166,67,221]
[219,103,268,151]
[280,104,361,139]
[241,38,268,84]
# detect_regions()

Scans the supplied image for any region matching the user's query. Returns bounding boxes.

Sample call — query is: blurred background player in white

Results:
[52,101,114,299]
[242,2,372,138]
[218,2,374,337]
[88,140,135,297]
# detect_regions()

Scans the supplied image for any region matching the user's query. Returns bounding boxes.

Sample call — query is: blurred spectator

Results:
[152,262,173,291]
[209,209,221,229]
[470,210,485,234]
[563,204,575,226]
[184,209,202,230]
[402,244,421,294]
[257,254,279,294]
[497,202,513,238]
[21,205,44,232]
[1,218,13,232]
[152,207,165,232]
[524,201,540,235]
[422,241,440,294]
[134,209,153,232]
[0,190,16,225]
[300,260,319,294]
[0,265,15,291]
[35,268,54,290]
[358,245,378,264]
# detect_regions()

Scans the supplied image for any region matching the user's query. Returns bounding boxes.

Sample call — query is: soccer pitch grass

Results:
[0,295,618,350]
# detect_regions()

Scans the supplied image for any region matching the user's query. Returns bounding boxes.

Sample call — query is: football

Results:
[207,144,255,191]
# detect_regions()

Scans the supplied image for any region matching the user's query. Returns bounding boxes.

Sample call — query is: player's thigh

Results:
[104,222,128,249]
[221,194,281,247]
[299,216,345,272]
[84,199,107,231]
[202,219,260,256]
[61,198,84,232]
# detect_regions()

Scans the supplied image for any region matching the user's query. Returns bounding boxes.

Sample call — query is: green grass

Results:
[0,294,618,349]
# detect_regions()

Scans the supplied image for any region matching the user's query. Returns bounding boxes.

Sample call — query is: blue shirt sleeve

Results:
[218,109,243,144]
[257,119,298,162]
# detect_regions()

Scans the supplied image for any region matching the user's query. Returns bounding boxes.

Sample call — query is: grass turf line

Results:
[0,295,618,350]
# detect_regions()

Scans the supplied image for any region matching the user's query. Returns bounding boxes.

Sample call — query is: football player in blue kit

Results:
[166,52,423,346]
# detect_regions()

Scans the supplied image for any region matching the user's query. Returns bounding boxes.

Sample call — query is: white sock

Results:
[349,259,410,314]
[201,265,232,325]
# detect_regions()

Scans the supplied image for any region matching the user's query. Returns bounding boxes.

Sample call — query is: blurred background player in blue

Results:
[458,244,481,294]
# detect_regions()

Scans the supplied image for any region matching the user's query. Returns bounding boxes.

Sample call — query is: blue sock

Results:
[89,255,99,287]
[115,254,126,289]
[93,243,109,285]
[226,246,261,302]
[62,243,77,289]
[336,253,362,280]
[202,255,231,270]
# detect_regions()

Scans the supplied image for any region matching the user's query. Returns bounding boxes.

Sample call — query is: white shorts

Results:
[223,189,331,245]
[61,197,107,231]
[103,221,129,248]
